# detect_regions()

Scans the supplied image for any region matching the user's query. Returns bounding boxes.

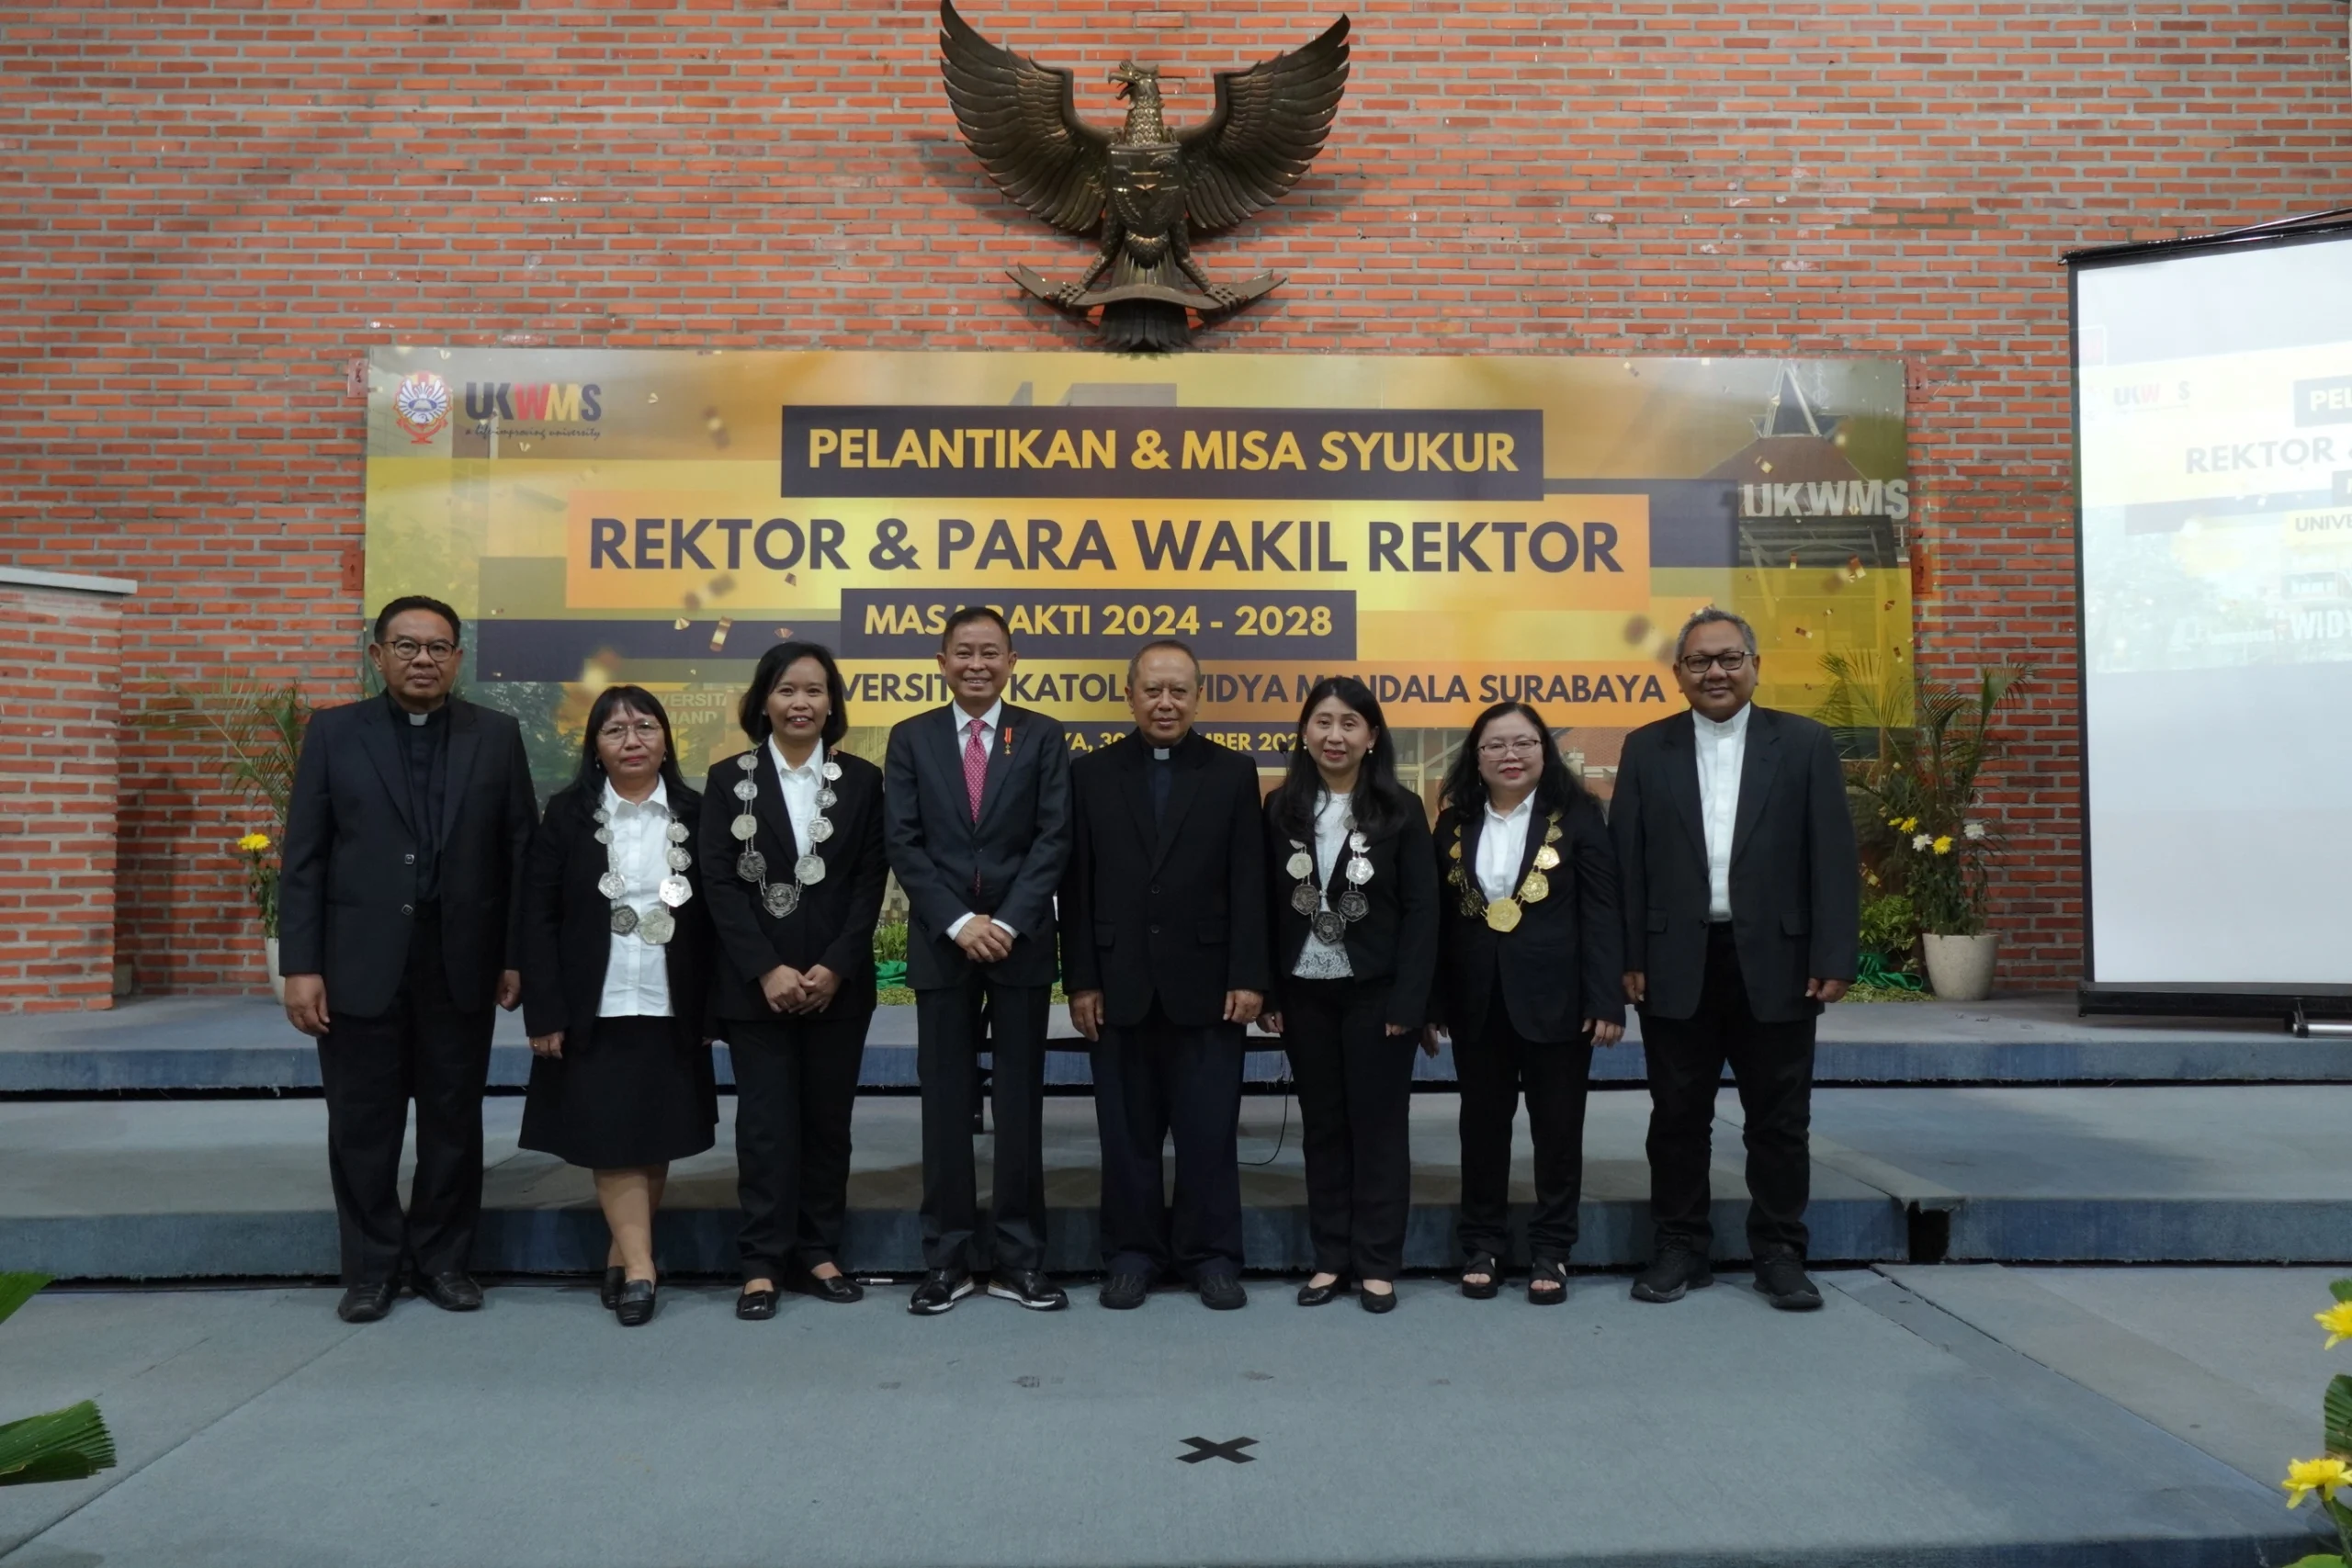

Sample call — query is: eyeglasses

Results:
[1476,737,1544,758]
[382,638,458,664]
[598,720,664,742]
[1679,649,1751,674]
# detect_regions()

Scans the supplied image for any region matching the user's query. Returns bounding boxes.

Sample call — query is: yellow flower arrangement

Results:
[1931,835,1954,856]
[2320,1301,2352,1350]
[2283,1456,2352,1509]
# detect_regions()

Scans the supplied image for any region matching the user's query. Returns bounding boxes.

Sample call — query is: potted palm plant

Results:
[1816,651,2030,1002]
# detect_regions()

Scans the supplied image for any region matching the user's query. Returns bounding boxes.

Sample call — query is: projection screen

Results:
[2074,220,2352,1002]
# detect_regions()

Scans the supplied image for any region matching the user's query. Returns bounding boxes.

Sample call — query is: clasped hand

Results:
[760,964,842,1015]
[953,915,1015,964]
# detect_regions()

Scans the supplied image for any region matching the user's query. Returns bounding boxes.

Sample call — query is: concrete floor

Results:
[0,1266,2332,1568]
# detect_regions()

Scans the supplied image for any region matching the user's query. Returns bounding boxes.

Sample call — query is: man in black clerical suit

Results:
[883,605,1073,1314]
[1062,640,1268,1311]
[1611,606,1858,1312]
[278,595,536,1324]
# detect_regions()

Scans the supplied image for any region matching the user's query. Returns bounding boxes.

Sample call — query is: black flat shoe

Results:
[1197,1273,1247,1311]
[797,1269,864,1304]
[1360,1283,1397,1314]
[615,1279,656,1326]
[1632,1247,1715,1304]
[1527,1258,1567,1305]
[1295,1277,1348,1307]
[735,1287,780,1321]
[416,1271,483,1313]
[599,1267,626,1312]
[336,1280,397,1324]
[1460,1252,1500,1301]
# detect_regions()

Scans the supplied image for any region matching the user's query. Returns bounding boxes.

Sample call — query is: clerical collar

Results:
[386,691,445,728]
[1151,746,1171,761]
[1693,702,1752,738]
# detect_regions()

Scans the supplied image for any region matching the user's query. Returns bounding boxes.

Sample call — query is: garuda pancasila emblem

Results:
[939,0,1350,352]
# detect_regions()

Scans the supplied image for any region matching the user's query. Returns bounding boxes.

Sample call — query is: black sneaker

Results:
[1752,1252,1824,1312]
[1099,1272,1152,1310]
[987,1269,1069,1311]
[908,1269,974,1315]
[1197,1272,1248,1311]
[1631,1247,1714,1303]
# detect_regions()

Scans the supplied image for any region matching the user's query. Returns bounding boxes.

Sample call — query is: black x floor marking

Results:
[1179,1436,1258,1464]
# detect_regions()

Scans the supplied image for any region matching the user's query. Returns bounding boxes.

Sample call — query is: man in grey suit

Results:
[278,595,536,1323]
[883,605,1073,1314]
[1611,606,1858,1312]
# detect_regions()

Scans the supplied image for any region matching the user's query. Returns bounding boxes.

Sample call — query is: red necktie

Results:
[963,717,988,823]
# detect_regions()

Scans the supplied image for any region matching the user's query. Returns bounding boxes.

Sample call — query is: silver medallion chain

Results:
[730,748,842,918]
[1286,795,1374,947]
[592,794,693,945]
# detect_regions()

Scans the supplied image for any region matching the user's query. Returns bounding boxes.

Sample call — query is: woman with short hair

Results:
[701,641,888,1322]
[1260,676,1438,1314]
[520,685,717,1327]
[1430,702,1623,1304]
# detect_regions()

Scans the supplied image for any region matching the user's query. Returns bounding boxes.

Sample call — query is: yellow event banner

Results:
[365,351,1910,799]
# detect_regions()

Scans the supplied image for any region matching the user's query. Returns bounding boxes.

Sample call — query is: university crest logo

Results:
[392,372,452,444]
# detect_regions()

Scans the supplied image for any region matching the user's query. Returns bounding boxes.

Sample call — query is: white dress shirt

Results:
[598,778,674,1019]
[945,699,1016,942]
[1291,791,1354,979]
[1693,703,1751,920]
[767,736,826,851]
[1476,791,1536,903]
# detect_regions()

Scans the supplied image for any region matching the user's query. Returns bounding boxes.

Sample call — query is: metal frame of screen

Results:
[2066,207,2352,1020]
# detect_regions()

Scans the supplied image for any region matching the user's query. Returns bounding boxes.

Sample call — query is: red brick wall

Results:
[0,582,129,1010]
[6,0,2349,991]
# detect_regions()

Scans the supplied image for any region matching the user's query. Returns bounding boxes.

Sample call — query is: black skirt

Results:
[519,1014,718,1169]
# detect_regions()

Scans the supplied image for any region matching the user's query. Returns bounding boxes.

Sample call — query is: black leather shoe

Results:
[1359,1282,1397,1314]
[599,1267,625,1312]
[908,1269,974,1315]
[1753,1251,1824,1312]
[1197,1272,1248,1311]
[1632,1247,1714,1303]
[796,1269,864,1304]
[735,1286,780,1321]
[416,1271,483,1312]
[1099,1272,1151,1310]
[336,1280,397,1324]
[1295,1276,1347,1307]
[615,1280,656,1326]
[988,1269,1069,1311]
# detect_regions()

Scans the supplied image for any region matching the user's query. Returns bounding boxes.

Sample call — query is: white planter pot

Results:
[265,936,287,1005]
[1921,932,1997,1001]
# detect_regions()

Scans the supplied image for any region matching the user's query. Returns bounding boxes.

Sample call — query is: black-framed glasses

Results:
[1679,649,1750,674]
[382,637,459,663]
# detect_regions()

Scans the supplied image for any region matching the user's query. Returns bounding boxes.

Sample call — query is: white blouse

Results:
[597,779,673,1019]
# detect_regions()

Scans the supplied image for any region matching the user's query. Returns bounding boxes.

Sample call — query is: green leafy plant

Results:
[133,680,313,937]
[1815,651,2030,937]
[2280,1279,2352,1566]
[0,1273,115,1487]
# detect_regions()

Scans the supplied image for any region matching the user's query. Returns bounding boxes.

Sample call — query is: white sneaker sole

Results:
[909,1280,975,1314]
[986,1283,1069,1311]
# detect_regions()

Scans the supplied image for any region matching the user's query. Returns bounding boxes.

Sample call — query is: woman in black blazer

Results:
[700,640,888,1323]
[1260,676,1437,1314]
[520,684,717,1327]
[1431,701,1624,1304]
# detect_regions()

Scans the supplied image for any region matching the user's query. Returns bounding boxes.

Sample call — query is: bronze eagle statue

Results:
[939,0,1351,352]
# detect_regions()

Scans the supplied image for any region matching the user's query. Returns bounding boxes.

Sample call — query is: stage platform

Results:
[0,1266,2334,1568]
[5,1085,2348,1280]
[6,992,2349,1091]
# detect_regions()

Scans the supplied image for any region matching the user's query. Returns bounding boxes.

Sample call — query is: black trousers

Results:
[1092,1003,1246,1280]
[915,975,1049,1272]
[314,907,495,1285]
[1455,991,1594,1264]
[1281,977,1415,1281]
[1640,923,1817,1258]
[728,1008,869,1282]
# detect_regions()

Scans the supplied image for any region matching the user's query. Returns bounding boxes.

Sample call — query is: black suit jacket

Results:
[883,704,1071,990]
[519,781,712,1053]
[1611,704,1860,1023]
[697,746,888,1022]
[1434,794,1625,1044]
[1264,795,1439,1032]
[1060,730,1270,1029]
[278,694,537,1018]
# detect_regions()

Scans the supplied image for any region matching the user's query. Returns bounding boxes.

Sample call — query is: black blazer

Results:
[519,781,712,1052]
[1060,730,1270,1029]
[1433,793,1624,1045]
[1611,705,1860,1023]
[883,703,1070,990]
[1263,793,1438,1032]
[697,746,888,1022]
[278,694,537,1018]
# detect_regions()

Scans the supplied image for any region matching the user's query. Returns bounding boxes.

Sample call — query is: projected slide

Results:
[2076,228,2352,988]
